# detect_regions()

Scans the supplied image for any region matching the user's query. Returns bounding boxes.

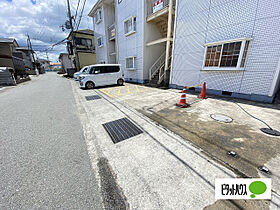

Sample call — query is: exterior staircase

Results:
[148,47,172,87]
[146,0,175,87]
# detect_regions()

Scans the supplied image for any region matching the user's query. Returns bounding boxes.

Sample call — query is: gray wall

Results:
[171,0,280,97]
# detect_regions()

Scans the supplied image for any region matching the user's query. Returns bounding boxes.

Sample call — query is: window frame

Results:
[95,9,102,24]
[125,56,136,70]
[124,16,136,36]
[97,36,103,48]
[202,37,252,71]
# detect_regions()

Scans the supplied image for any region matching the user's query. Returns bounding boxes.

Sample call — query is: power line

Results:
[76,0,87,30]
[73,0,81,27]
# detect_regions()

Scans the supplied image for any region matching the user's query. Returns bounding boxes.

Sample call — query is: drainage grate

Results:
[103,117,143,144]
[85,95,102,101]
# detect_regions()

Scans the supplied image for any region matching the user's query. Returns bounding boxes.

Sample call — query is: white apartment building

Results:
[89,0,173,84]
[89,0,280,102]
[170,0,280,103]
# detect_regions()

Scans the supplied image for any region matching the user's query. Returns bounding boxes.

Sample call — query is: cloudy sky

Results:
[0,0,97,62]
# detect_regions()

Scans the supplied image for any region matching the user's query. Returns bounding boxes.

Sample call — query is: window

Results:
[75,38,92,49]
[124,17,136,36]
[203,38,251,70]
[126,57,136,69]
[90,66,120,74]
[97,36,103,47]
[106,66,120,73]
[95,9,102,24]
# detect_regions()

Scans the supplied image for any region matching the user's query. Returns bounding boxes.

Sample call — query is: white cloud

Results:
[0,0,97,62]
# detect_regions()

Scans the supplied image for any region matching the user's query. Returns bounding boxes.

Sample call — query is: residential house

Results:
[66,29,97,71]
[16,47,37,75]
[170,0,280,103]
[37,59,51,72]
[59,53,72,74]
[88,0,173,84]
[0,38,26,78]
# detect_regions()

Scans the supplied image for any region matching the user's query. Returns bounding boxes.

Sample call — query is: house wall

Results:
[93,5,108,63]
[77,52,97,67]
[0,43,14,69]
[171,0,280,102]
[115,0,145,83]
[61,55,72,71]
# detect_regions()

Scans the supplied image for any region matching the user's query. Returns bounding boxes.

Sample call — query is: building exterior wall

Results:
[115,0,145,83]
[60,54,72,71]
[93,5,109,64]
[0,43,14,69]
[77,52,97,68]
[69,31,96,70]
[170,0,280,102]
[89,0,170,83]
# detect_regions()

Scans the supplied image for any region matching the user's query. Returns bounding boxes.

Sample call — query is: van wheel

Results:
[117,79,124,86]
[85,81,95,89]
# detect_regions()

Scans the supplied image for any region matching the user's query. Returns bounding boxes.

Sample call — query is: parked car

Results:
[74,66,88,80]
[79,64,124,89]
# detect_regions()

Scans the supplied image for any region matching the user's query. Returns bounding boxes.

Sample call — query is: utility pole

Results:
[27,34,39,76]
[66,0,79,71]
[67,0,74,32]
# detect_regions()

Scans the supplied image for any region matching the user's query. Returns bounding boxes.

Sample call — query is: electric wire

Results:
[76,0,87,30]
[234,101,273,130]
[73,0,81,27]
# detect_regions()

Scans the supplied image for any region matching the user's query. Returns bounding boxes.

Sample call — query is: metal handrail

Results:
[158,55,172,84]
[149,51,166,80]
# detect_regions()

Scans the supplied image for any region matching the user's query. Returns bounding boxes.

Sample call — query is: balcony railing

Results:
[108,24,116,41]
[147,0,175,18]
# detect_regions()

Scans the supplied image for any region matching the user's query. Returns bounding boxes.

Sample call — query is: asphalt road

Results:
[0,73,103,209]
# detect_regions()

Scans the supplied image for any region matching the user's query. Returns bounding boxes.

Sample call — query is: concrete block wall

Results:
[170,0,280,102]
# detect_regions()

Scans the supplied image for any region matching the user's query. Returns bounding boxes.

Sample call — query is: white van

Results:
[74,66,88,80]
[79,64,124,89]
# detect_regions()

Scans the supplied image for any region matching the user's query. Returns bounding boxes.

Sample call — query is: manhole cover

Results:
[85,95,101,101]
[103,117,143,144]
[210,114,233,123]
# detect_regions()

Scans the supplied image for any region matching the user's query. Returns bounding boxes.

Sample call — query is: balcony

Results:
[108,24,116,41]
[147,0,175,23]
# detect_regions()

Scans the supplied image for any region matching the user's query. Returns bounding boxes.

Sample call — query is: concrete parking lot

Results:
[71,79,280,209]
[96,82,280,197]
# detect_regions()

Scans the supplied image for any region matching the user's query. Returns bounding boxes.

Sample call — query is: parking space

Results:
[98,83,149,98]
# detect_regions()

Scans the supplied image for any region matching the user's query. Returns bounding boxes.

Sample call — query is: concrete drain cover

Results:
[103,117,143,144]
[85,95,101,101]
[210,114,233,123]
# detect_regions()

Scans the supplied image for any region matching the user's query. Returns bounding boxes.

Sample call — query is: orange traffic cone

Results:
[198,82,207,99]
[176,86,190,108]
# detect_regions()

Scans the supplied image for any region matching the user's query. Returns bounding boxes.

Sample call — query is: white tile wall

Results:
[115,0,145,81]
[171,0,280,97]
[93,6,108,63]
